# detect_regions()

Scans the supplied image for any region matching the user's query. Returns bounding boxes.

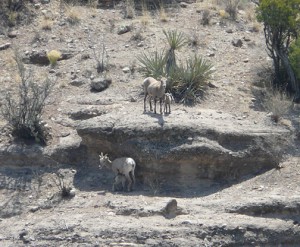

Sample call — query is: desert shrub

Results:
[171,55,214,104]
[137,49,167,79]
[163,29,187,76]
[224,0,240,19]
[289,38,300,83]
[0,0,36,27]
[1,50,53,144]
[47,50,61,67]
[256,0,300,99]
[263,90,292,123]
[201,9,211,25]
[87,31,109,74]
[51,171,74,198]
[66,6,81,24]
[124,0,135,19]
[158,2,168,22]
[137,29,213,104]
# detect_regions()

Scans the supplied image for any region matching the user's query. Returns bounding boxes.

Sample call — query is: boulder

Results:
[90,77,112,92]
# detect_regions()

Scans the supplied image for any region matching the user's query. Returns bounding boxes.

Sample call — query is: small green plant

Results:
[137,49,167,79]
[289,38,300,83]
[172,55,214,104]
[1,49,53,144]
[47,50,61,67]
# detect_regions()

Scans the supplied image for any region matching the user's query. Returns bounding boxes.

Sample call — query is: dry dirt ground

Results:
[0,0,300,246]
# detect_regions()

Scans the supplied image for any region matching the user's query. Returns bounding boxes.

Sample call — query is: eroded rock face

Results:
[76,106,291,181]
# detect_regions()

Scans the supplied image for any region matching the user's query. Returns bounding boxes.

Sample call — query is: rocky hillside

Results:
[0,0,300,246]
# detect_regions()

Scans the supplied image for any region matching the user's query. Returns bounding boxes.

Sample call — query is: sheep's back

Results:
[112,157,136,174]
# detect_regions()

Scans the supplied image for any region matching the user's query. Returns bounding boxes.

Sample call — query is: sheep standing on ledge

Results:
[164,92,174,114]
[143,77,167,114]
[99,153,136,192]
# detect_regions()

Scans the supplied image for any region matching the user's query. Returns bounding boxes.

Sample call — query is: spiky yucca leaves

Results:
[163,29,187,76]
[137,50,167,78]
[172,55,213,105]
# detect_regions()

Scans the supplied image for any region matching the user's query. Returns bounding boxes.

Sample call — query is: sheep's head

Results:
[160,77,167,90]
[99,152,112,169]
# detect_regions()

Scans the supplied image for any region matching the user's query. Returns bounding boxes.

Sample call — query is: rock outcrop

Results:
[76,105,291,182]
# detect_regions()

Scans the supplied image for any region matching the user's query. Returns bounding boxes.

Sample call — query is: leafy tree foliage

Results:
[256,0,300,100]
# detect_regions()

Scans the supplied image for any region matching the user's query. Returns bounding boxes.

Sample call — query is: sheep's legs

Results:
[125,174,133,192]
[154,97,157,114]
[144,93,148,112]
[130,170,136,185]
[149,96,153,111]
[159,98,163,114]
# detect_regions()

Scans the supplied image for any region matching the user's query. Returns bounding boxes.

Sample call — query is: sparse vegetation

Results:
[263,90,292,123]
[158,2,168,22]
[201,9,211,25]
[51,170,74,198]
[47,50,62,67]
[172,55,214,104]
[0,50,53,144]
[224,0,241,19]
[124,0,135,19]
[89,34,109,74]
[138,29,213,104]
[163,29,187,76]
[137,49,167,79]
[41,18,53,30]
[256,0,300,100]
[66,6,81,25]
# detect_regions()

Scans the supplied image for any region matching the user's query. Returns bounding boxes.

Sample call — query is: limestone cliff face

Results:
[0,105,290,182]
[76,106,290,180]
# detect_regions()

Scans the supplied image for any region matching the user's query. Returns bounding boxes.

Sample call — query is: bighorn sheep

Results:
[164,93,174,114]
[113,173,127,192]
[143,77,167,114]
[99,153,136,192]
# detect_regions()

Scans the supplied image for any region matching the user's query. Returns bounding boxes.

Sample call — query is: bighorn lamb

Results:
[143,77,167,114]
[99,153,136,191]
[164,92,174,114]
[113,173,127,192]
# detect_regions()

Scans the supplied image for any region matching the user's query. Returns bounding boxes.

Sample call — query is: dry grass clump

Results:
[124,0,135,19]
[263,90,292,123]
[141,1,151,26]
[66,6,81,25]
[41,18,53,30]
[158,2,168,22]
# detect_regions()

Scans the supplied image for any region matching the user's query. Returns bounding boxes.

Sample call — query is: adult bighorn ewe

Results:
[143,77,167,114]
[99,153,136,192]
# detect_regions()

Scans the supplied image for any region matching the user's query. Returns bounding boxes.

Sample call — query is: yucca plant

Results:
[137,49,167,78]
[163,29,187,76]
[172,55,214,104]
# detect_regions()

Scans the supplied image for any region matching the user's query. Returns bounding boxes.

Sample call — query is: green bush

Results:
[171,55,214,104]
[289,38,300,82]
[137,29,214,105]
[137,50,167,79]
